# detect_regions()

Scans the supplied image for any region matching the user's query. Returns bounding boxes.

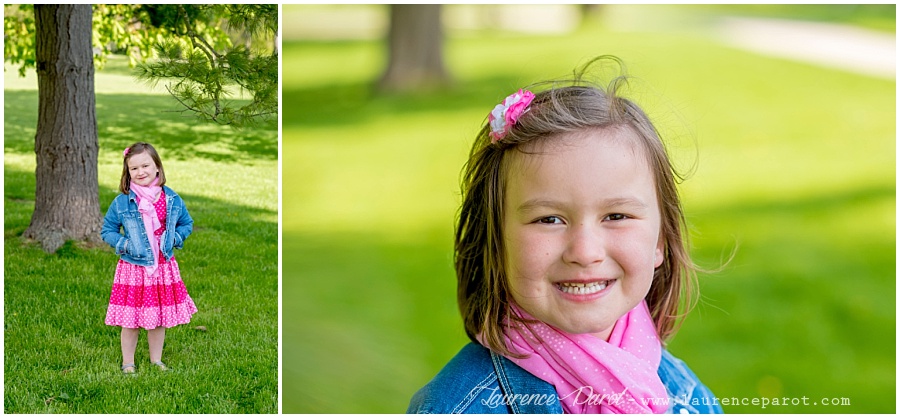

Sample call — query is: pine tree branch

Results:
[177,5,219,65]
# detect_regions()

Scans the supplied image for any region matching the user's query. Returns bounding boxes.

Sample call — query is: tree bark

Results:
[23,4,102,253]
[378,4,451,92]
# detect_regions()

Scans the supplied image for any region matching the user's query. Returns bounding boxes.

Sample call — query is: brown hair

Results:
[119,142,166,194]
[456,57,698,357]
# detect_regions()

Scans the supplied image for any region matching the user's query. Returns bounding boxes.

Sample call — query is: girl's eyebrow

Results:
[517,196,648,213]
[516,199,565,214]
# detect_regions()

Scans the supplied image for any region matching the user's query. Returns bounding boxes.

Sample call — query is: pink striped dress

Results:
[105,190,197,329]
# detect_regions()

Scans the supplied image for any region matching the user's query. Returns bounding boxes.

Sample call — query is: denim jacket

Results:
[100,186,193,266]
[408,342,723,414]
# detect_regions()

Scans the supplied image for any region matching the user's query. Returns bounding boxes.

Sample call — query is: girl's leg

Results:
[148,326,166,363]
[121,327,139,365]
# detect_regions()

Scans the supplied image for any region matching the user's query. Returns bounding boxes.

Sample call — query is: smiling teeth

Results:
[557,281,608,295]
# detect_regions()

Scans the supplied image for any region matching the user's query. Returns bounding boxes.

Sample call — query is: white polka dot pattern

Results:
[496,301,668,414]
[105,258,197,329]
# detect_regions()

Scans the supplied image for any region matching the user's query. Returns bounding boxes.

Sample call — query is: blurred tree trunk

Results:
[579,4,604,27]
[23,4,102,253]
[378,4,451,92]
[580,4,604,16]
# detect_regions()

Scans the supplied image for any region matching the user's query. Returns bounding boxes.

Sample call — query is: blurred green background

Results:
[281,4,895,413]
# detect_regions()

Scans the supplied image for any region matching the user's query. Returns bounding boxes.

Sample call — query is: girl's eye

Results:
[605,213,628,221]
[536,216,563,224]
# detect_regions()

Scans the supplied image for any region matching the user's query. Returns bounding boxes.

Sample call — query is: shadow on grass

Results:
[695,182,894,219]
[281,228,465,413]
[282,74,539,130]
[676,183,894,413]
[4,90,276,163]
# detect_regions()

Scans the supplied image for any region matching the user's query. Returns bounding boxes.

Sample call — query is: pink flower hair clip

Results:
[123,147,131,157]
[488,89,535,143]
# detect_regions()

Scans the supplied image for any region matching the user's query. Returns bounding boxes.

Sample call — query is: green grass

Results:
[4,56,278,413]
[281,6,895,414]
[681,3,896,33]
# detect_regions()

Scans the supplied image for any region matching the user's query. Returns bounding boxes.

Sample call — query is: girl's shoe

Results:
[121,363,137,375]
[151,361,172,372]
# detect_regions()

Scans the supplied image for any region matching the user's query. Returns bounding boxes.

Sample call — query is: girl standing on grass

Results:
[408,57,722,413]
[101,142,197,375]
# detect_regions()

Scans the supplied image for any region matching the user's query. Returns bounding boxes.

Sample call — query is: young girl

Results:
[408,59,722,413]
[100,142,197,375]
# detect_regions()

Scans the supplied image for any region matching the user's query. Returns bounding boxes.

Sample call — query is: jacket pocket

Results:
[159,230,174,256]
[121,214,150,259]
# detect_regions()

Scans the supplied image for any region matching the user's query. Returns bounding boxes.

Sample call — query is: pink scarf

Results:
[130,178,162,278]
[500,300,668,414]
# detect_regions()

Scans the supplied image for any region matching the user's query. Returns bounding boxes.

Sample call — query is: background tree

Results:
[22,5,100,252]
[3,4,278,253]
[135,5,278,127]
[5,5,166,75]
[378,4,451,92]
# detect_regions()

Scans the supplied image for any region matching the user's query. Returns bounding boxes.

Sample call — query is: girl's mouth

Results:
[555,280,615,295]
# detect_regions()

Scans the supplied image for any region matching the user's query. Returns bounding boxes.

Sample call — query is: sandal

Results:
[121,363,137,375]
[151,361,172,372]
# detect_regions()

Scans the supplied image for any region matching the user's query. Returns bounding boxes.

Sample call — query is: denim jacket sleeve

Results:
[407,343,501,414]
[407,343,561,414]
[658,349,724,414]
[170,192,193,249]
[100,195,129,255]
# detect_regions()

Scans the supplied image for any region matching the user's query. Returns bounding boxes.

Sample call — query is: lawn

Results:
[682,3,896,32]
[281,5,894,414]
[3,56,278,413]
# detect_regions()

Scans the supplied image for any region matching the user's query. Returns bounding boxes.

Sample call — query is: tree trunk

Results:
[378,4,451,92]
[23,4,102,253]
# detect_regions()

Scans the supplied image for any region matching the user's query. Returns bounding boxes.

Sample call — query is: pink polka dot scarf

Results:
[501,300,668,413]
[130,178,162,278]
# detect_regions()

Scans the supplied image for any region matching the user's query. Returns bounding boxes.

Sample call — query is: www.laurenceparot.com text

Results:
[479,385,851,410]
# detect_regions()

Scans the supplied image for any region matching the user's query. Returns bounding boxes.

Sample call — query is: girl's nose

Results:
[561,223,606,267]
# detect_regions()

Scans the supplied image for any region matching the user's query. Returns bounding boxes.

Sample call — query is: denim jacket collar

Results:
[489,350,562,413]
[407,342,723,414]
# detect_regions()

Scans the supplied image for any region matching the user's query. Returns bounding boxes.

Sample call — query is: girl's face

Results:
[502,127,664,341]
[127,152,159,187]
